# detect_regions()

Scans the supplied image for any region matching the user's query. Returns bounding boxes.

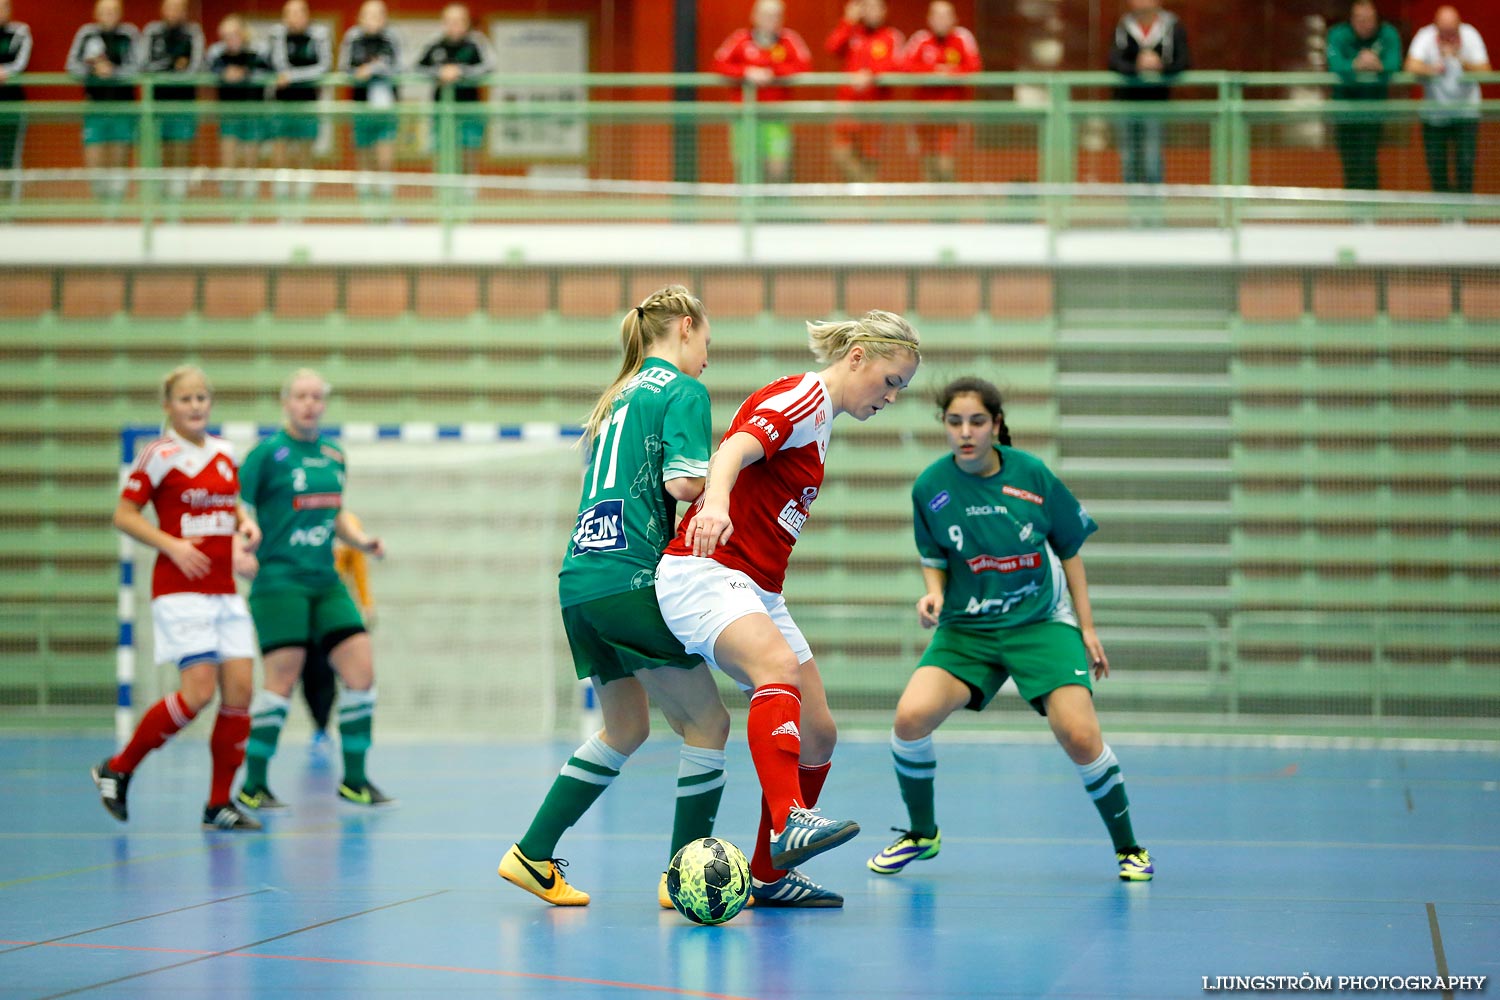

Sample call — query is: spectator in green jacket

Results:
[1326,0,1402,190]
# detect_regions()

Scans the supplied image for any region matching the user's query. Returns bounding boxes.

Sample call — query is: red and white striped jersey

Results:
[121,430,240,598]
[667,373,832,593]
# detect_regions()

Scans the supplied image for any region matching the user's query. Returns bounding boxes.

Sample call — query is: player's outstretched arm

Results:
[335,511,384,559]
[1061,554,1108,679]
[686,432,764,558]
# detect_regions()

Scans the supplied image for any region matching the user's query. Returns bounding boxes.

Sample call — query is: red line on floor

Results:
[0,939,758,1000]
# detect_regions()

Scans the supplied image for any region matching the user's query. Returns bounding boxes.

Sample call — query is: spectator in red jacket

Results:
[826,0,904,182]
[712,0,812,183]
[901,1,982,182]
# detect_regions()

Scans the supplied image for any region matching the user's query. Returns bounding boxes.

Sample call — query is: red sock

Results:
[752,760,833,884]
[208,706,250,807]
[110,692,197,774]
[746,684,803,831]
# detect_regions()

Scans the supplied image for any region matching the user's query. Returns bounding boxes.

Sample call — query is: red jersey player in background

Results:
[656,310,921,907]
[712,0,812,183]
[902,1,982,182]
[93,366,264,831]
[825,0,904,182]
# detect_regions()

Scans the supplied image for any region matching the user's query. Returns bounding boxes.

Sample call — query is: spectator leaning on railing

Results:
[206,15,272,199]
[66,0,140,200]
[141,0,204,199]
[711,0,812,184]
[338,0,401,199]
[1107,0,1190,186]
[415,3,496,185]
[1326,0,1401,191]
[826,0,904,183]
[901,1,982,184]
[0,0,31,198]
[1405,5,1490,194]
[267,0,331,200]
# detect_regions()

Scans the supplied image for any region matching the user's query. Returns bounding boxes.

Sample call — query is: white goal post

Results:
[117,422,584,745]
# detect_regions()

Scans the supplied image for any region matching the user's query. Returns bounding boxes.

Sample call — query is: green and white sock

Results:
[244,690,290,790]
[670,744,726,859]
[517,733,629,861]
[1077,744,1137,852]
[338,687,377,787]
[892,732,938,838]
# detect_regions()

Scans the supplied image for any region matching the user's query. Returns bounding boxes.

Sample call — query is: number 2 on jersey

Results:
[588,404,629,499]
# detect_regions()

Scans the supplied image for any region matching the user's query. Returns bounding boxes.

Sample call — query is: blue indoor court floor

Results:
[1,733,1496,999]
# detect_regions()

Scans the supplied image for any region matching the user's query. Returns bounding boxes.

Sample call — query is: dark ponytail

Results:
[936,376,1011,446]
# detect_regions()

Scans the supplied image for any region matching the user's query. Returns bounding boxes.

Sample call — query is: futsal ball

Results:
[665,837,751,925]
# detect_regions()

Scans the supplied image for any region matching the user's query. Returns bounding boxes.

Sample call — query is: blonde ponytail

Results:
[582,284,707,444]
[806,309,921,365]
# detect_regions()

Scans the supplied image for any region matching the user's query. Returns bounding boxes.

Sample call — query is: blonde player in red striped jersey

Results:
[656,310,920,906]
[92,366,264,831]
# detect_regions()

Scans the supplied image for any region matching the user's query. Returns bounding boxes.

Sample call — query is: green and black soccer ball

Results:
[665,836,751,925]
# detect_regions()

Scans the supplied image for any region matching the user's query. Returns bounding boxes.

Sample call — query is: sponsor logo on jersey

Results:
[965,504,1010,517]
[628,367,679,393]
[571,499,628,556]
[747,414,780,443]
[301,456,331,468]
[1002,485,1044,505]
[929,491,950,513]
[180,488,237,509]
[320,444,343,463]
[965,552,1042,575]
[126,473,148,494]
[776,486,819,539]
[964,581,1042,616]
[289,523,334,546]
[180,511,238,537]
[814,405,827,429]
[216,459,234,482]
[1018,523,1034,542]
[273,446,291,462]
[293,493,342,510]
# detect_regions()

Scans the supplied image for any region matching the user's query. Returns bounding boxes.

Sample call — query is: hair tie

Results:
[635,305,646,319]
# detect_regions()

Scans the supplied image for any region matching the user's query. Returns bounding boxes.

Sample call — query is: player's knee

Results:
[178,674,217,713]
[893,700,939,742]
[684,702,731,750]
[601,717,649,756]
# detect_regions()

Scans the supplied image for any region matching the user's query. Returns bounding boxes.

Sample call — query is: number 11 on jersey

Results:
[589,405,629,499]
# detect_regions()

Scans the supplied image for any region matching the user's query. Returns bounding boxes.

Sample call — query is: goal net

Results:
[120,422,584,744]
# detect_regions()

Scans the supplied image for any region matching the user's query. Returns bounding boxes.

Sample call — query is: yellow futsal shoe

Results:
[498,844,590,906]
[1117,846,1155,881]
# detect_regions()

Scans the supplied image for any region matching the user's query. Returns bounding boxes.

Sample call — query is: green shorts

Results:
[918,619,1091,715]
[219,113,266,143]
[249,579,366,655]
[82,113,138,145]
[271,111,320,142]
[561,587,700,686]
[432,112,486,151]
[158,112,197,143]
[352,113,397,148]
[734,119,792,167]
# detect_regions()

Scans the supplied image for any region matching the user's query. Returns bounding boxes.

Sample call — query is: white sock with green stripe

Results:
[244,690,290,789]
[1077,744,1137,852]
[892,732,938,838]
[670,744,726,859]
[518,733,629,860]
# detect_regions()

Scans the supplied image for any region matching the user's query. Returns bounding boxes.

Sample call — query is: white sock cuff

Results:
[250,690,291,714]
[340,687,377,708]
[891,732,936,763]
[579,733,630,772]
[1077,744,1118,780]
[678,744,726,777]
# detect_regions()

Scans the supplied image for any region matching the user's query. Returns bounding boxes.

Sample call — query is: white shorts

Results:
[151,592,257,669]
[654,554,812,677]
